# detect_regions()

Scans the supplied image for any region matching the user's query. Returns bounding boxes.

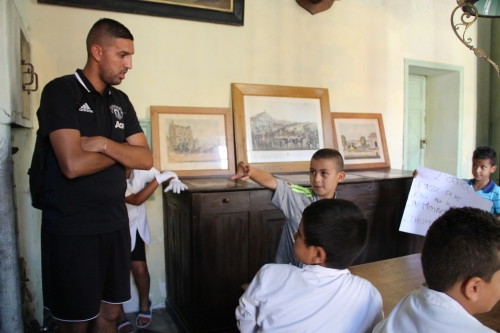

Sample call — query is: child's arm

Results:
[126,179,161,206]
[126,170,186,206]
[231,161,277,190]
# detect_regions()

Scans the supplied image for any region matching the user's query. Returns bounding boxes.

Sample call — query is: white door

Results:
[406,75,426,170]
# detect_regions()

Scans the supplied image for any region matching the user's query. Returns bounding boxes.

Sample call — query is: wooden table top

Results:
[350,254,500,332]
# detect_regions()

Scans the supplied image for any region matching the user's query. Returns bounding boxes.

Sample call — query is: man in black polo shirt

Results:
[36,18,152,333]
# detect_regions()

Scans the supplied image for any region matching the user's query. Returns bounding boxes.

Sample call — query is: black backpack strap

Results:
[28,74,83,209]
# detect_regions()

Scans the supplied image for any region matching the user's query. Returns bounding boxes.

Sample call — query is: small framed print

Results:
[150,106,235,177]
[331,113,390,170]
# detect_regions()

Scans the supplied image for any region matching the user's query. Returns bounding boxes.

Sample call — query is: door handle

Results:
[21,60,38,94]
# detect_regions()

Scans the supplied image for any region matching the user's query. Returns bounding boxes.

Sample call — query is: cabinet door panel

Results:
[194,212,249,331]
[339,180,402,264]
[248,209,286,279]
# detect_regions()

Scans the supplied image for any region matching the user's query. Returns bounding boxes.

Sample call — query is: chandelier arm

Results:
[451,0,500,77]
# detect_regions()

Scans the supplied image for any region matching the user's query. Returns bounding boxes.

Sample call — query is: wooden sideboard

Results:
[162,169,423,333]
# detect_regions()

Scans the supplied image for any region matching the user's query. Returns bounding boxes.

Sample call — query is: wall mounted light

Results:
[452,0,500,76]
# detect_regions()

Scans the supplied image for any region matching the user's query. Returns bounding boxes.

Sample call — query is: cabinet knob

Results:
[222,198,230,203]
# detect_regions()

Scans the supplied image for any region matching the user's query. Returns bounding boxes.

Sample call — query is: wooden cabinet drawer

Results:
[198,191,249,214]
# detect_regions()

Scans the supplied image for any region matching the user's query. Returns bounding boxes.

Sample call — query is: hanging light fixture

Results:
[463,0,500,17]
[451,0,500,76]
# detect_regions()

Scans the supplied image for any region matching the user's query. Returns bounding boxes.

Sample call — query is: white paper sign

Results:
[400,167,493,236]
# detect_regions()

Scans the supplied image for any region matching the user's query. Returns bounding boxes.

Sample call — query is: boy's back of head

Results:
[302,198,368,269]
[312,148,344,171]
[421,207,500,293]
[473,146,497,166]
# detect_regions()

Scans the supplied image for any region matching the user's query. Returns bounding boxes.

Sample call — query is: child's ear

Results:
[462,277,482,302]
[337,171,346,183]
[311,246,327,265]
[492,165,497,173]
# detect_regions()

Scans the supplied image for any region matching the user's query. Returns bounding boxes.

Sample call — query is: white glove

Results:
[156,171,178,184]
[164,179,188,194]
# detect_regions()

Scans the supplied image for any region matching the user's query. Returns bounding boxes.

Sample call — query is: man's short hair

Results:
[421,207,500,292]
[473,146,497,166]
[86,18,134,55]
[302,198,368,269]
[311,148,344,171]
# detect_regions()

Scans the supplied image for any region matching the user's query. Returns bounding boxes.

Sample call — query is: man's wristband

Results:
[103,137,107,153]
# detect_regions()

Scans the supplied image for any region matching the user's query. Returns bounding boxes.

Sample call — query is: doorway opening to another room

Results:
[403,59,464,177]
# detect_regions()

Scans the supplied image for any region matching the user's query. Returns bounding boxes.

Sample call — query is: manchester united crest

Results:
[110,105,123,120]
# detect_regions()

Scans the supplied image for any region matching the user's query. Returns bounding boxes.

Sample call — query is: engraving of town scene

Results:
[160,114,226,165]
[337,120,382,161]
[249,110,320,152]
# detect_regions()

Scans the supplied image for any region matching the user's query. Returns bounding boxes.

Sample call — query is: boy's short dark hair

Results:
[302,198,367,269]
[86,18,134,55]
[421,207,500,292]
[311,148,344,171]
[473,146,497,166]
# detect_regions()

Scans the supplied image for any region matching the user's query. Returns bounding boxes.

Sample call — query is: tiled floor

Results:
[124,308,179,333]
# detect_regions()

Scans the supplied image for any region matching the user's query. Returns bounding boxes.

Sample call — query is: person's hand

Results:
[156,171,178,184]
[231,161,252,181]
[412,169,418,178]
[81,136,107,153]
[164,179,188,194]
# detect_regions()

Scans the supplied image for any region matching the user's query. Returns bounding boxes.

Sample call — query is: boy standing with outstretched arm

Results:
[232,148,345,266]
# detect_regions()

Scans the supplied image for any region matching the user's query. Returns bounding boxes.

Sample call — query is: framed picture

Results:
[150,106,235,177]
[37,0,245,26]
[231,83,334,173]
[331,113,390,170]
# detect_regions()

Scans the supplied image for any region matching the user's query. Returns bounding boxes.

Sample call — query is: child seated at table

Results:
[373,207,500,333]
[235,199,383,333]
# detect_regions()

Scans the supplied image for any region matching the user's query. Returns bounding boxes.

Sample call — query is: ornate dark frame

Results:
[37,0,245,26]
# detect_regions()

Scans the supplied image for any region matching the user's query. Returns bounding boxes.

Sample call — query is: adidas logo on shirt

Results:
[79,103,93,113]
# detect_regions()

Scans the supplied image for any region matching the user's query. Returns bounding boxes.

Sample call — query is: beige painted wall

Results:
[11,0,482,321]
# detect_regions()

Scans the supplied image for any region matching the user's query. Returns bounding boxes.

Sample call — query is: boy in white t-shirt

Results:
[235,198,383,333]
[373,207,500,333]
[118,167,187,332]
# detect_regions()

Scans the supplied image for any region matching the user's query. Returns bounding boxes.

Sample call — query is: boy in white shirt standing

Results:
[118,168,187,332]
[373,207,500,333]
[235,198,383,333]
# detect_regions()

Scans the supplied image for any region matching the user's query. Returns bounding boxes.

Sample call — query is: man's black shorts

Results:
[41,226,131,321]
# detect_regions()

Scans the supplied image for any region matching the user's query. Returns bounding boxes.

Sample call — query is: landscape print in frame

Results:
[331,113,390,170]
[150,106,235,177]
[232,83,334,173]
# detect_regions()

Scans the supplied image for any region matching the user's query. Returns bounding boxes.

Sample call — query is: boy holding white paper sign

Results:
[465,146,500,217]
[401,167,492,236]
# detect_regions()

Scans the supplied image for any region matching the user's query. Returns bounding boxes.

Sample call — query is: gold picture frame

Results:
[231,83,334,173]
[151,106,235,177]
[331,112,390,170]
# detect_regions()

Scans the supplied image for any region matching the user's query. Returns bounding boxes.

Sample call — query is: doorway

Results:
[403,59,464,176]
